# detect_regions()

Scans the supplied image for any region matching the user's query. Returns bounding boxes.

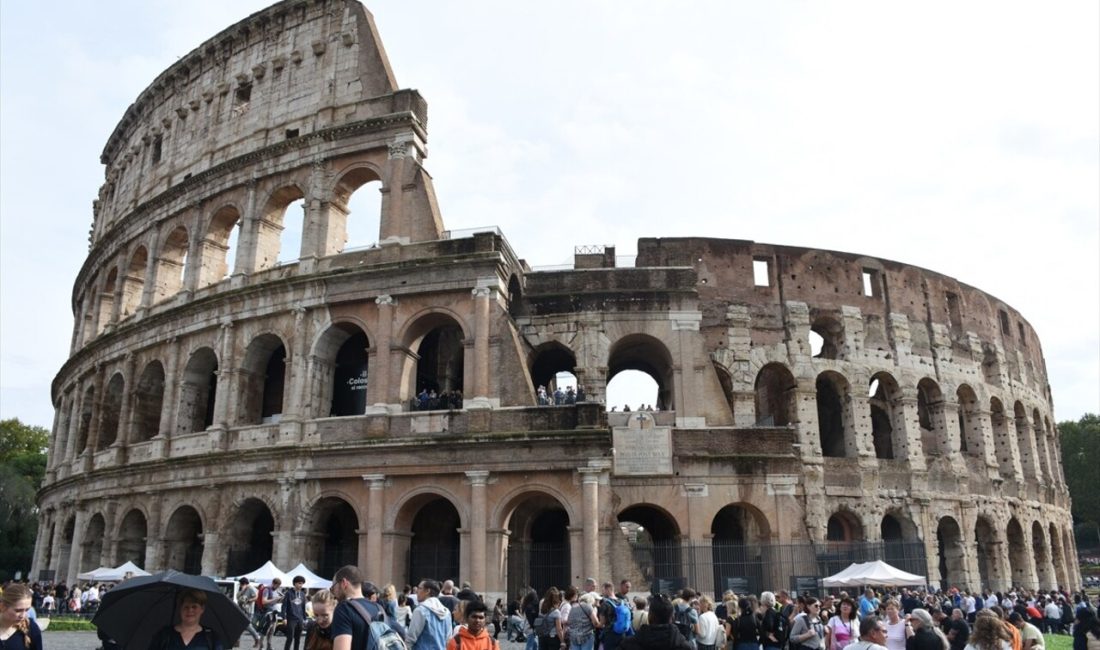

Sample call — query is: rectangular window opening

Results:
[999,310,1011,335]
[862,269,879,297]
[1017,322,1027,345]
[151,135,163,165]
[753,259,770,286]
[946,292,962,332]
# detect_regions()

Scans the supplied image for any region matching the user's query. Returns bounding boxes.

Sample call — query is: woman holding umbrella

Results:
[148,590,225,650]
[1,584,43,650]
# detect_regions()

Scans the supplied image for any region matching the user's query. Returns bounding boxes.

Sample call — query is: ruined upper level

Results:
[91,0,417,247]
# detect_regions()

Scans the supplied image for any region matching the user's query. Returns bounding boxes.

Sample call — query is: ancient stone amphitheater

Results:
[33,0,1079,598]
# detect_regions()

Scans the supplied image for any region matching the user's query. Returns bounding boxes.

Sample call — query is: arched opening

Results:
[711,504,771,595]
[133,361,165,442]
[504,494,571,597]
[255,187,307,269]
[530,343,577,405]
[826,511,863,542]
[956,385,980,455]
[177,348,218,434]
[507,275,526,319]
[226,498,275,576]
[119,247,148,318]
[58,517,75,582]
[98,268,118,333]
[917,378,948,456]
[810,314,844,360]
[754,363,796,427]
[607,334,674,411]
[868,372,903,460]
[164,506,204,574]
[98,373,125,450]
[1006,517,1028,588]
[333,168,383,252]
[606,370,659,412]
[313,325,371,417]
[821,510,866,577]
[1049,522,1067,588]
[816,371,853,458]
[198,205,241,287]
[82,513,107,571]
[116,509,147,567]
[990,398,1014,478]
[155,226,189,302]
[408,497,461,585]
[974,516,999,589]
[619,505,682,592]
[1013,401,1036,478]
[1032,521,1052,589]
[936,517,965,590]
[312,497,359,578]
[403,314,465,407]
[239,334,287,425]
[77,385,95,454]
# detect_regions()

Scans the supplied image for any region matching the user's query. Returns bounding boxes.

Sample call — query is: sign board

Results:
[791,575,821,597]
[613,417,673,476]
[724,577,751,593]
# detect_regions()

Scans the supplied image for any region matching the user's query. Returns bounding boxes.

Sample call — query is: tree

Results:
[1059,413,1100,548]
[0,417,48,581]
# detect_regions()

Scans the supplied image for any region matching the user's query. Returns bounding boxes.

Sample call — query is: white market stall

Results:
[822,560,926,588]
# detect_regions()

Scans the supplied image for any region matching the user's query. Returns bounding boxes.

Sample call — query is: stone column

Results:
[140,231,160,310]
[66,506,88,583]
[182,211,204,293]
[578,467,602,582]
[363,474,387,579]
[235,180,260,274]
[31,508,54,580]
[145,499,163,571]
[157,338,181,457]
[212,321,236,436]
[369,295,395,410]
[117,353,137,448]
[85,367,107,465]
[468,286,493,409]
[280,307,309,443]
[466,471,490,590]
[897,394,927,470]
[200,488,224,577]
[47,510,66,579]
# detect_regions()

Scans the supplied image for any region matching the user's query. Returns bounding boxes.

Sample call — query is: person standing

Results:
[906,609,948,650]
[789,598,826,650]
[826,599,858,650]
[0,584,42,650]
[238,577,263,649]
[331,566,374,650]
[621,596,692,650]
[147,589,225,650]
[846,617,889,650]
[283,576,309,650]
[882,600,907,650]
[409,580,453,650]
[447,601,497,650]
[305,591,337,650]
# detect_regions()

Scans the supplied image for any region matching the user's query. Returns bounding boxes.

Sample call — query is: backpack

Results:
[348,599,410,650]
[674,604,694,639]
[611,599,634,636]
[257,586,266,609]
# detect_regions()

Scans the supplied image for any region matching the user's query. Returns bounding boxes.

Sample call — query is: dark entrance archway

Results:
[226,498,274,576]
[117,509,147,567]
[313,497,360,578]
[164,506,203,575]
[619,505,681,593]
[505,494,571,597]
[711,504,770,596]
[409,498,461,584]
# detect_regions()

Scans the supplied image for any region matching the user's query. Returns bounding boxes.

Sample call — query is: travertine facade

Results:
[35,0,1078,598]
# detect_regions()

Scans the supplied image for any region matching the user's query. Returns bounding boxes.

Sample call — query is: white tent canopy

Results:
[239,560,290,586]
[822,560,926,587]
[284,563,333,589]
[77,561,152,582]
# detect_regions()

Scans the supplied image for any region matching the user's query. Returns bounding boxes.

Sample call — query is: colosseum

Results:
[33,0,1079,598]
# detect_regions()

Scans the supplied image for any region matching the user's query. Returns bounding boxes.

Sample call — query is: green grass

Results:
[1044,634,1073,650]
[42,616,97,631]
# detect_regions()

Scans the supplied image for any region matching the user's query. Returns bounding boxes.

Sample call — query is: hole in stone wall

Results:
[862,269,879,297]
[285,128,299,139]
[753,259,770,286]
[999,309,1011,336]
[277,199,306,265]
[606,370,658,412]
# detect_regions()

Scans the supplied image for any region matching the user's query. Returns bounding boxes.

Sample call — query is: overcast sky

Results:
[1,1,1097,429]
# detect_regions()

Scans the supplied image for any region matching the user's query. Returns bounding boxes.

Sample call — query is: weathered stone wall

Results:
[33,0,1077,599]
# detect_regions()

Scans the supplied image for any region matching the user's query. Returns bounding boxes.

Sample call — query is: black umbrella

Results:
[92,570,250,650]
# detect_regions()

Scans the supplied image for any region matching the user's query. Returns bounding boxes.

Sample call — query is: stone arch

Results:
[529,341,577,398]
[608,333,675,411]
[98,267,118,333]
[98,372,125,450]
[155,225,190,302]
[309,495,360,578]
[116,508,147,567]
[810,312,844,360]
[164,505,204,574]
[917,378,949,456]
[989,397,1014,478]
[620,503,677,589]
[177,347,218,434]
[936,516,966,590]
[313,322,371,418]
[255,184,307,270]
[1049,521,1067,588]
[496,489,572,598]
[399,310,468,403]
[816,371,855,458]
[1014,401,1037,478]
[1006,517,1029,588]
[225,497,276,576]
[956,384,981,456]
[1031,520,1053,589]
[711,503,772,596]
[238,333,287,425]
[82,512,107,571]
[826,509,864,542]
[132,360,165,442]
[881,510,920,542]
[198,204,241,287]
[868,372,904,460]
[119,246,148,318]
[391,490,465,587]
[754,362,796,427]
[331,163,384,252]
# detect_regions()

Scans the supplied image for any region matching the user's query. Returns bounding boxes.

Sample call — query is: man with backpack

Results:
[331,565,408,650]
[672,590,700,650]
[599,581,636,650]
